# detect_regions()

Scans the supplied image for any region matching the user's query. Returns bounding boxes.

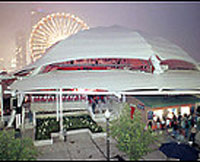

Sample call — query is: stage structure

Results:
[6,25,200,134]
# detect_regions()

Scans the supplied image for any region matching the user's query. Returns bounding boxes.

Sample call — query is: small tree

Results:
[110,103,158,160]
[0,129,38,160]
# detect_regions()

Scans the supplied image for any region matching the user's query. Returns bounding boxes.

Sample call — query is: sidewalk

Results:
[141,130,178,160]
[37,131,127,161]
[142,129,200,161]
[36,129,200,161]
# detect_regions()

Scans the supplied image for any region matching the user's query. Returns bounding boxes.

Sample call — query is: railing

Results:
[30,101,88,112]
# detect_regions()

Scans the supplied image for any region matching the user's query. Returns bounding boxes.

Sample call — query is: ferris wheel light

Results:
[71,14,75,19]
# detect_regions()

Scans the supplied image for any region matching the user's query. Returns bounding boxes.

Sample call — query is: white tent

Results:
[8,25,200,132]
[23,25,197,71]
[10,70,200,94]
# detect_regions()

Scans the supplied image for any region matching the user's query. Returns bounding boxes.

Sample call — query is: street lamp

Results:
[105,109,111,161]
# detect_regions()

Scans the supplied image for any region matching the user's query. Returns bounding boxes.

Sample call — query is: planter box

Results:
[67,128,89,135]
[89,130,106,139]
[64,128,106,139]
[34,128,105,146]
[57,128,106,141]
[35,115,104,142]
[51,132,60,138]
[34,139,53,146]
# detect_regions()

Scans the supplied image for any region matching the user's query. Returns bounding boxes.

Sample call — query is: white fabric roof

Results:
[0,75,15,81]
[24,25,197,70]
[10,70,200,92]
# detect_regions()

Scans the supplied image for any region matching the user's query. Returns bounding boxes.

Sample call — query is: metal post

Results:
[56,92,59,121]
[33,111,36,126]
[106,117,110,161]
[10,97,13,113]
[122,94,126,103]
[22,106,25,129]
[59,88,63,134]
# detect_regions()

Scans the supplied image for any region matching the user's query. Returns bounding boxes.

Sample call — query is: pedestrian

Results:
[197,115,200,130]
[191,114,196,126]
[171,112,177,128]
[178,111,182,126]
[172,112,177,122]
[185,120,189,138]
[100,95,105,104]
[92,102,96,114]
[189,124,197,145]
[181,115,186,127]
[166,117,171,134]
[152,120,157,131]
[148,120,153,130]
[156,117,161,130]
[172,122,178,138]
[188,113,192,128]
[161,116,166,130]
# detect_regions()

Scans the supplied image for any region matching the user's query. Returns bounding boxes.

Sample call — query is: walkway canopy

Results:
[9,25,200,96]
[9,70,200,95]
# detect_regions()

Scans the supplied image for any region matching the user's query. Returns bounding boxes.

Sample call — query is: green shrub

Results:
[35,115,103,140]
[0,130,38,160]
[110,104,158,160]
[35,117,59,140]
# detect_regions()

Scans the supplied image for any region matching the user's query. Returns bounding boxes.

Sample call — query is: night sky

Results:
[1,1,200,69]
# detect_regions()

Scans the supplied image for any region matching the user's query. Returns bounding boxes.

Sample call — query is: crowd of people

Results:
[88,95,107,114]
[147,111,200,144]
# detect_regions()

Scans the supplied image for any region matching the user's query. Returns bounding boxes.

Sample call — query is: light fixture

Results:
[105,109,111,119]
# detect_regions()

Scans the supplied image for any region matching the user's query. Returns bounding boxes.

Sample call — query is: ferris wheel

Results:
[29,12,90,62]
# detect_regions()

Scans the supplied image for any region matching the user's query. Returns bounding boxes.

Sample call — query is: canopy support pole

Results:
[59,88,63,133]
[21,106,25,129]
[0,85,3,122]
[122,94,126,103]
[56,91,59,121]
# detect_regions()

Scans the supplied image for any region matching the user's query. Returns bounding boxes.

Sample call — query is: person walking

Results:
[191,114,196,126]
[180,114,187,136]
[156,117,161,130]
[161,116,166,130]
[148,120,153,130]
[171,112,177,128]
[188,113,192,128]
[152,120,157,132]
[189,124,197,145]
[185,120,190,138]
[172,112,177,122]
[92,102,96,114]
[178,112,182,127]
[172,121,178,138]
[166,117,171,134]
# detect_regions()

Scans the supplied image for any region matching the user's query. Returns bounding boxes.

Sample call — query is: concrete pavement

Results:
[37,131,127,161]
[36,129,200,161]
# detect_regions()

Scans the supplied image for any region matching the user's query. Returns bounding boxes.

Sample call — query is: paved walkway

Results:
[37,132,127,161]
[36,129,200,161]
